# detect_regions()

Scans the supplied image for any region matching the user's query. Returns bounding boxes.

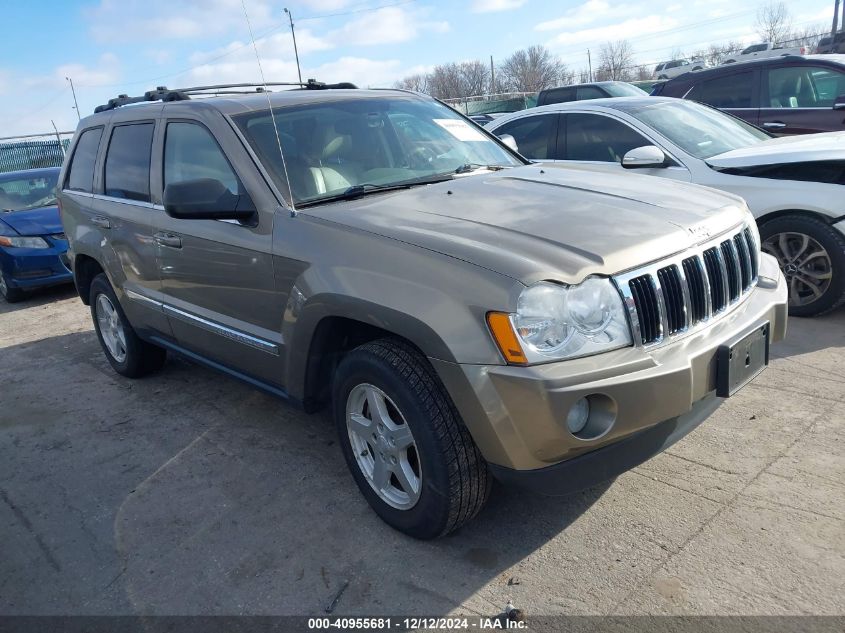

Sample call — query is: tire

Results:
[759,215,845,317]
[0,271,25,303]
[89,273,166,377]
[333,338,492,539]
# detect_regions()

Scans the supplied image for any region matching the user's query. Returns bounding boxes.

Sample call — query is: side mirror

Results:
[163,178,255,221]
[498,134,519,153]
[833,95,845,111]
[621,145,667,169]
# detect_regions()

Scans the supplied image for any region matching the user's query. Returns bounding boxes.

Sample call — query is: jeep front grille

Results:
[614,225,758,347]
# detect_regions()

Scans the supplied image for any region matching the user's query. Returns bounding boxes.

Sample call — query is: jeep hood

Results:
[707,131,845,168]
[0,206,62,236]
[304,164,747,284]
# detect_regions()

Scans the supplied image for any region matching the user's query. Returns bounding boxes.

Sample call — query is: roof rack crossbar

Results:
[93,79,358,113]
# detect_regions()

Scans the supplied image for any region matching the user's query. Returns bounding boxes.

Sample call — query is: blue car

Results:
[0,167,72,302]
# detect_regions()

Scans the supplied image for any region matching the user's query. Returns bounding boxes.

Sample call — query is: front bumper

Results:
[0,242,73,289]
[432,254,788,491]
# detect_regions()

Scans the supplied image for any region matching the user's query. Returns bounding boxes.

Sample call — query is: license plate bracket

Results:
[716,322,770,398]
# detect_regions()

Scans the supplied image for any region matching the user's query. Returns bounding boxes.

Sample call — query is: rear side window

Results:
[104,123,154,202]
[687,72,754,108]
[66,128,103,193]
[163,122,239,194]
[494,115,556,160]
[576,86,606,100]
[539,88,575,105]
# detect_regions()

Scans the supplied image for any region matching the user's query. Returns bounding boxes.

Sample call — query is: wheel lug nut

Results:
[391,456,397,465]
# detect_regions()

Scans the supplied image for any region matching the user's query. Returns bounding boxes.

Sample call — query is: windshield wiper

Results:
[297,175,455,208]
[453,163,508,174]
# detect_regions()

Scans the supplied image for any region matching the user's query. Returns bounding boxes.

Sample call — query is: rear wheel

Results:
[0,272,24,303]
[333,339,491,539]
[89,274,166,377]
[760,215,845,317]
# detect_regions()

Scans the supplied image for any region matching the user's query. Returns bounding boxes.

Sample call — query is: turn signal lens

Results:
[487,312,527,365]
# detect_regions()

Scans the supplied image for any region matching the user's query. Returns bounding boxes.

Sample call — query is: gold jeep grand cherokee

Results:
[57,82,788,538]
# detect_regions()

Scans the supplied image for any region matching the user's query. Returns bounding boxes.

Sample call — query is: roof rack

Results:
[93,79,358,113]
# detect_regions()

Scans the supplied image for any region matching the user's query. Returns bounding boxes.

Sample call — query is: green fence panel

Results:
[0,139,70,174]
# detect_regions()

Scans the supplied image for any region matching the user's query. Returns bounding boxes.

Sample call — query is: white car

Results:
[721,42,808,65]
[487,97,845,316]
[653,58,706,80]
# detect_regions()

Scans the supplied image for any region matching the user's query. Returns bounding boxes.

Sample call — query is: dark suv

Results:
[653,55,845,134]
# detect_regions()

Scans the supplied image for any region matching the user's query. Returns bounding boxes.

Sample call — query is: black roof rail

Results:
[93,79,358,113]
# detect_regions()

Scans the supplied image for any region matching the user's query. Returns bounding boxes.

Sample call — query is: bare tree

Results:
[756,1,793,43]
[596,40,635,81]
[394,73,429,94]
[458,60,490,97]
[634,65,652,81]
[425,61,491,100]
[690,40,744,67]
[578,68,591,83]
[498,45,570,92]
[782,24,827,48]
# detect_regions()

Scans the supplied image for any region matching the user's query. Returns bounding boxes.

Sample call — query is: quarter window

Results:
[164,122,239,194]
[686,72,755,108]
[767,65,845,108]
[104,123,154,202]
[66,128,103,193]
[562,113,651,163]
[493,115,556,160]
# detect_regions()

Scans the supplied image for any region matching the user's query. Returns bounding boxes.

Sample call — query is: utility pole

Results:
[50,120,65,156]
[587,49,593,82]
[490,56,495,94]
[65,76,80,121]
[284,8,302,84]
[833,0,841,40]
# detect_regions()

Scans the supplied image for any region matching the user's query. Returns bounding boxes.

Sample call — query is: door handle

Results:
[154,232,182,249]
[763,121,787,129]
[91,215,111,229]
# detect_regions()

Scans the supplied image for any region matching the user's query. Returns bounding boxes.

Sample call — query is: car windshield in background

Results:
[621,100,770,159]
[233,96,523,207]
[0,172,59,212]
[605,83,648,97]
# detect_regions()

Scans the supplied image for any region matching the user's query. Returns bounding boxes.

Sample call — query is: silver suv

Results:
[57,83,788,539]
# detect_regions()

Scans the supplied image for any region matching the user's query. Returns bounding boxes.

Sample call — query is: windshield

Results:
[606,83,648,97]
[233,95,523,206]
[0,170,59,211]
[624,100,770,159]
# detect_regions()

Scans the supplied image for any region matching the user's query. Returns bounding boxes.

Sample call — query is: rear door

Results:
[151,114,287,387]
[759,63,845,134]
[684,69,761,127]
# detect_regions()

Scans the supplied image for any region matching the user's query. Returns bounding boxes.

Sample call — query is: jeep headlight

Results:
[489,277,632,364]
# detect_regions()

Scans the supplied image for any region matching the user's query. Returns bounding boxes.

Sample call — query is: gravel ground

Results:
[0,285,843,617]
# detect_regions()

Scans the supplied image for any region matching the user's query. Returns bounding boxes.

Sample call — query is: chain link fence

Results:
[443,92,537,116]
[0,132,74,174]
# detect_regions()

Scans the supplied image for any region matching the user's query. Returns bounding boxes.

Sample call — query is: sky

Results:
[0,0,836,137]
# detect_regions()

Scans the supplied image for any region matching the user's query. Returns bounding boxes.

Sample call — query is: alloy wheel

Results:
[762,231,833,307]
[345,383,422,510]
[96,294,128,362]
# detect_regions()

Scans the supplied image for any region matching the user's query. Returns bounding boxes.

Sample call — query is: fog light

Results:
[566,397,590,434]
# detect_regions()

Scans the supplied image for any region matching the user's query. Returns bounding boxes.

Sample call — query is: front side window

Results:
[104,123,154,202]
[767,65,845,108]
[562,113,651,162]
[687,71,755,108]
[494,115,556,160]
[234,96,523,206]
[622,99,769,159]
[164,122,239,194]
[0,170,59,212]
[66,128,103,194]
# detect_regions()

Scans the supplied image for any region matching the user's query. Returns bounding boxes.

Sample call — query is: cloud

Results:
[470,0,527,13]
[536,0,643,31]
[327,7,449,46]
[545,15,679,49]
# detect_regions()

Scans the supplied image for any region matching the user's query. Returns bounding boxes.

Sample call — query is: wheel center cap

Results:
[784,263,799,276]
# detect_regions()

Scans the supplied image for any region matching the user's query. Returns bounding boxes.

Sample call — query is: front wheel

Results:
[0,271,25,303]
[333,339,491,539]
[89,274,167,377]
[760,215,845,317]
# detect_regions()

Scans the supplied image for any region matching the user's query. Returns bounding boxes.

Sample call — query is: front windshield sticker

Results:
[433,119,487,142]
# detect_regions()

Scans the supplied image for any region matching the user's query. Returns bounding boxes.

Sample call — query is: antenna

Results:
[241,0,297,214]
